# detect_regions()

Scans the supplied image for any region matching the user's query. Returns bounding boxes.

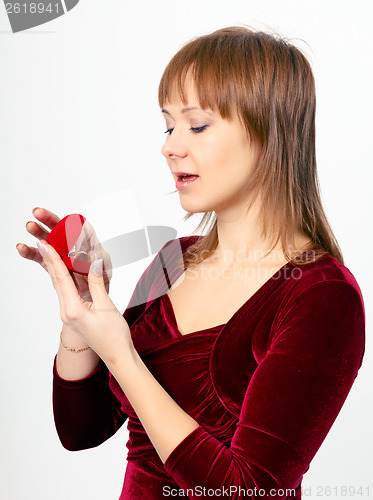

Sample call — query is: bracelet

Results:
[60,331,91,353]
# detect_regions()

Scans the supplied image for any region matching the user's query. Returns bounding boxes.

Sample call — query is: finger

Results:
[36,240,69,310]
[88,245,112,287]
[25,220,50,241]
[32,207,60,231]
[70,272,93,302]
[88,249,111,294]
[16,242,44,266]
[103,250,113,282]
[88,249,100,262]
[88,259,112,310]
[37,240,84,315]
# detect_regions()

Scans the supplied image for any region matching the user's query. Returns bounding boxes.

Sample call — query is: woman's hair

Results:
[158,26,344,269]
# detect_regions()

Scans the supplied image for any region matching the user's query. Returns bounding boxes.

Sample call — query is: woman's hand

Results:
[16,207,112,303]
[36,238,133,366]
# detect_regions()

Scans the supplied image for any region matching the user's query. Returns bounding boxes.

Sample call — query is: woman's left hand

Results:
[36,239,133,367]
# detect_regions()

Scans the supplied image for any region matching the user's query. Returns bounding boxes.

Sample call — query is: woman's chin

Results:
[178,198,207,213]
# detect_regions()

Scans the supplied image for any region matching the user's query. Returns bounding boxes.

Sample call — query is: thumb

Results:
[88,259,110,308]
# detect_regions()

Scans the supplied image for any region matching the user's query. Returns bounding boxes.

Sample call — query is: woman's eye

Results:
[163,125,208,135]
[190,125,208,134]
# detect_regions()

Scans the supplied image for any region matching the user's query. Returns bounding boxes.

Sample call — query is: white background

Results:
[1,1,372,499]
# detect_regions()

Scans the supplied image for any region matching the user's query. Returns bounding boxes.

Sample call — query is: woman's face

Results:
[161,79,260,216]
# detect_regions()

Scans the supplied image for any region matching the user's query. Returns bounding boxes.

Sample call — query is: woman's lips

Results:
[175,175,199,190]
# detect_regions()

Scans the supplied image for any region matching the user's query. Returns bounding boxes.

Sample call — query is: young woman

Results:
[17,26,365,500]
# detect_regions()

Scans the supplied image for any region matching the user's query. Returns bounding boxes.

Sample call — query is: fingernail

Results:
[36,239,48,257]
[16,243,22,249]
[90,259,103,274]
[32,207,40,215]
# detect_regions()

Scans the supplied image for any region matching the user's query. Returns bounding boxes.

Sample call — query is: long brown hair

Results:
[158,26,344,269]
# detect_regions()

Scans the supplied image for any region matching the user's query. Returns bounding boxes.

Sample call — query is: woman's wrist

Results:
[105,340,139,376]
[56,325,100,380]
[60,324,90,349]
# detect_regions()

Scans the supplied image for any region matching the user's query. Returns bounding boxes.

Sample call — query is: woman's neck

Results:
[214,201,311,267]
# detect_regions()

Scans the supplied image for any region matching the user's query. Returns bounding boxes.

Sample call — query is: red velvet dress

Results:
[52,236,365,499]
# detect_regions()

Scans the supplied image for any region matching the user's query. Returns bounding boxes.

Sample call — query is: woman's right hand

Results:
[16,207,112,303]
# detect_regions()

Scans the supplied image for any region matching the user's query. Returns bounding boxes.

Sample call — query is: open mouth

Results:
[175,174,200,189]
[178,175,199,181]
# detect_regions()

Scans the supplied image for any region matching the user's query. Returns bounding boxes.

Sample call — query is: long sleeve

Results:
[52,355,128,451]
[162,280,365,499]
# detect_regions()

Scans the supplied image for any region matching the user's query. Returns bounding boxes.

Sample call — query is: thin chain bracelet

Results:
[60,331,91,353]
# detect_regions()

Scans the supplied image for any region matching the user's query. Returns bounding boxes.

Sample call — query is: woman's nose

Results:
[161,130,188,159]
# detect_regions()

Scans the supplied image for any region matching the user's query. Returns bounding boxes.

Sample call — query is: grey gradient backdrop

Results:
[1,1,372,499]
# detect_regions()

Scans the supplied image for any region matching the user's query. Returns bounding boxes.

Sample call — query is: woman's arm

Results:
[52,253,152,451]
[51,236,188,451]
[106,280,365,497]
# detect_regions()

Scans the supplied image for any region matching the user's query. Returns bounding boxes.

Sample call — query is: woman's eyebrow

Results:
[161,107,213,116]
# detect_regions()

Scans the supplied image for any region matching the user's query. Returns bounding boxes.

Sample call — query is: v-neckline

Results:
[161,258,294,337]
[162,293,226,337]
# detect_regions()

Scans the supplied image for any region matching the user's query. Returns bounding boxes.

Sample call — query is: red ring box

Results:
[46,213,92,276]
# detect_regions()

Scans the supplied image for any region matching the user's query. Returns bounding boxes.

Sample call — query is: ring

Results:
[70,250,89,261]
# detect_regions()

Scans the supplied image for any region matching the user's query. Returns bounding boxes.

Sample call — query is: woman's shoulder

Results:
[285,252,365,314]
